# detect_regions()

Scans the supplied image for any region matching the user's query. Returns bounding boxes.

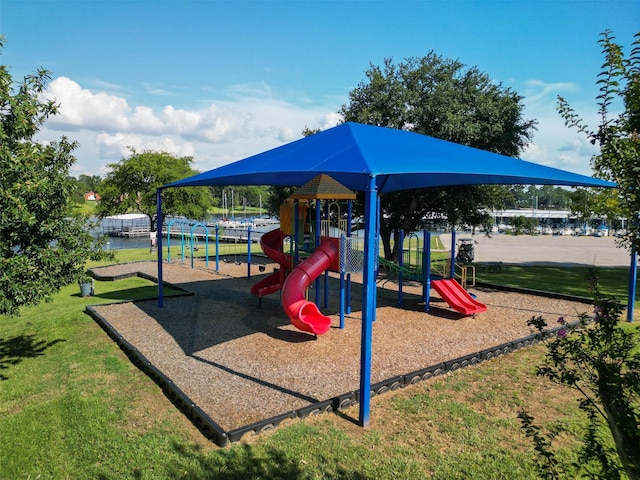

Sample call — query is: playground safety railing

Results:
[340,236,365,274]
[401,247,422,271]
[401,247,451,278]
[431,254,450,278]
[455,263,477,289]
[376,257,422,296]
[321,219,348,238]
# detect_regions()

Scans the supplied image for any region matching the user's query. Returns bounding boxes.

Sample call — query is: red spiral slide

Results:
[250,228,292,298]
[281,239,338,335]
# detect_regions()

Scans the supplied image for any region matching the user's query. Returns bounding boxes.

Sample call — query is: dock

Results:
[161,227,261,244]
[103,225,151,237]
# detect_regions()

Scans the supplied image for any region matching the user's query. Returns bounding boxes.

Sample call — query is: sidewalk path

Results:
[439,234,632,267]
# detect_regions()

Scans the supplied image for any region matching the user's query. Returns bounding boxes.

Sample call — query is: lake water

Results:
[102,236,151,251]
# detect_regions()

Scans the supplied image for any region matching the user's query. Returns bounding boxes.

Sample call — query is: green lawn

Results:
[475,264,638,301]
[1,247,636,479]
[70,200,98,216]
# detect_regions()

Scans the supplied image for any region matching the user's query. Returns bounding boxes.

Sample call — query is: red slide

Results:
[431,278,487,316]
[281,239,338,335]
[251,228,293,298]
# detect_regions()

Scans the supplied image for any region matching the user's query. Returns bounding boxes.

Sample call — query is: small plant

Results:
[519,265,640,479]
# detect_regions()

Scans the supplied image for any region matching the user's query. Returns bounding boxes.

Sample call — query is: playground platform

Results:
[87,256,593,445]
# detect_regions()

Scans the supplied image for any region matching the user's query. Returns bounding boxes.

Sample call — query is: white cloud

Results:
[322,112,343,129]
[522,79,578,109]
[517,78,600,176]
[38,76,342,176]
[42,74,608,182]
[226,81,274,99]
[131,106,164,133]
[43,77,131,131]
[154,137,195,158]
[277,127,297,143]
[161,104,251,143]
[523,116,599,176]
[95,132,195,160]
[161,105,203,134]
[95,132,142,160]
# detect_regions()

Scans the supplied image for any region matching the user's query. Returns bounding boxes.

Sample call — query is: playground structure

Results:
[149,120,618,436]
[247,175,486,330]
[165,219,488,323]
[160,175,364,336]
[251,175,359,335]
[165,176,487,329]
[378,229,487,316]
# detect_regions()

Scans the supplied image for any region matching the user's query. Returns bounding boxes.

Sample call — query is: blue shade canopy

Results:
[163,122,616,192]
[157,121,617,430]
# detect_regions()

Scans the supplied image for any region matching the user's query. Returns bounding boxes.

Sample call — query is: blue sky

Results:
[1,0,638,178]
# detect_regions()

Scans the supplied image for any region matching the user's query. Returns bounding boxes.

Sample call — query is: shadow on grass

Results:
[154,441,368,480]
[89,287,186,303]
[0,334,65,380]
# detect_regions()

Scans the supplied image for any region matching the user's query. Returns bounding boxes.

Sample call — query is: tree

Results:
[538,185,571,209]
[558,30,640,253]
[522,268,640,479]
[568,187,597,227]
[510,215,537,235]
[69,174,102,204]
[0,37,106,315]
[265,126,323,216]
[520,31,640,480]
[96,150,213,232]
[78,174,102,192]
[340,53,537,259]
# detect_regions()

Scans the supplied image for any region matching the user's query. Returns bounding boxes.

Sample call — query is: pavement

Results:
[438,233,633,267]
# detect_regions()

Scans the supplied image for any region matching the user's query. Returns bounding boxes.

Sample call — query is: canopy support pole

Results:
[398,229,404,306]
[628,251,637,322]
[315,199,321,305]
[359,175,377,428]
[156,188,164,308]
[346,199,353,316]
[449,229,456,279]
[424,230,431,312]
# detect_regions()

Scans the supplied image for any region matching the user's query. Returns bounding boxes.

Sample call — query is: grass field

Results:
[475,264,639,301]
[1,246,636,479]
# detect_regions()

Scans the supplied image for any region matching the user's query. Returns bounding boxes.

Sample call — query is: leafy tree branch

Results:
[0,37,108,315]
[339,52,536,259]
[96,150,213,232]
[522,266,640,479]
[557,30,640,254]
